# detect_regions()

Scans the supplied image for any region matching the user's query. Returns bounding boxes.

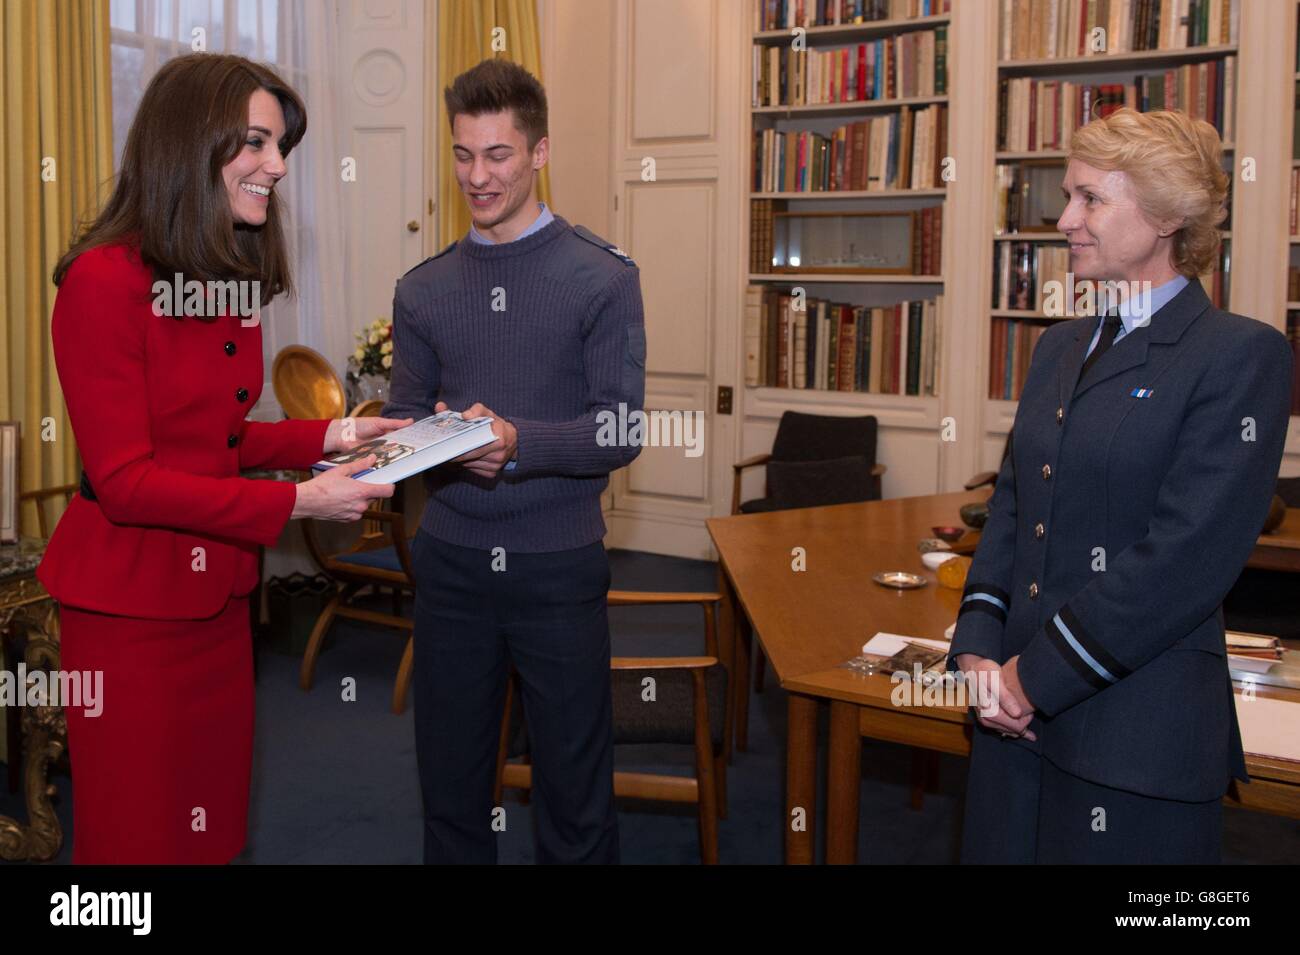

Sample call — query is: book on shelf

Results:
[990,317,1049,400]
[311,411,497,484]
[999,0,1238,61]
[744,286,942,396]
[1288,312,1300,416]
[750,199,942,274]
[752,105,947,192]
[1291,168,1300,237]
[992,242,1073,312]
[752,27,947,107]
[755,0,951,32]
[997,57,1235,152]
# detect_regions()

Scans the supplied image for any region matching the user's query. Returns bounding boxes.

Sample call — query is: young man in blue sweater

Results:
[383,59,645,864]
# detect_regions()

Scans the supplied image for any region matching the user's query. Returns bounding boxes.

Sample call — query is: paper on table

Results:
[862,632,951,657]
[1234,695,1300,763]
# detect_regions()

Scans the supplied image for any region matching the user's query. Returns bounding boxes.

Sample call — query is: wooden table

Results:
[0,537,65,861]
[789,665,1300,865]
[707,492,1300,865]
[1250,507,1300,573]
[707,489,987,864]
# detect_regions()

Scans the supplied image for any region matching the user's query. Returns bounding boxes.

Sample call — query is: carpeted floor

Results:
[3,548,1297,864]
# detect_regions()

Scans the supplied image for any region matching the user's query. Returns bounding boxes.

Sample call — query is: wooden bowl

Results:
[272,345,346,420]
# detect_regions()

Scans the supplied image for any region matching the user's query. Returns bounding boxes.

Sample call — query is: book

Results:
[311,411,498,484]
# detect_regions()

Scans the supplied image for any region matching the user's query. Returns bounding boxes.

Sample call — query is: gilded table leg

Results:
[0,600,65,862]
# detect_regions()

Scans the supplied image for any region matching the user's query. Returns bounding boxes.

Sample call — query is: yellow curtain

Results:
[0,0,113,536]
[437,0,553,249]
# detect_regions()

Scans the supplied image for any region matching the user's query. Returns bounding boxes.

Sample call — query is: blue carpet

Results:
[3,548,1297,864]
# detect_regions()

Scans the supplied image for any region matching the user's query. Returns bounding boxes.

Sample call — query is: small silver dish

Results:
[872,571,928,590]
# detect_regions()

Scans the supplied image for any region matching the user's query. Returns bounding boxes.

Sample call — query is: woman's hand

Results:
[323,416,414,455]
[954,652,1038,741]
[292,455,395,521]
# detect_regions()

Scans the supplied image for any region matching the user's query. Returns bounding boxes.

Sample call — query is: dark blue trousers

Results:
[961,726,1223,863]
[410,530,619,864]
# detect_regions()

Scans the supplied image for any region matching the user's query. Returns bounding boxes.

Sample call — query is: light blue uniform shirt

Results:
[468,201,553,244]
[1084,274,1190,359]
[467,201,554,469]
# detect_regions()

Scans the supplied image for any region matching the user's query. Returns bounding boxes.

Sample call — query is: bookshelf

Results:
[990,0,1240,404]
[1289,0,1300,420]
[743,1,952,492]
[735,0,1300,507]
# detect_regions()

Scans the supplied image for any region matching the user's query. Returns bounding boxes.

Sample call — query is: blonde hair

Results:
[1068,108,1228,278]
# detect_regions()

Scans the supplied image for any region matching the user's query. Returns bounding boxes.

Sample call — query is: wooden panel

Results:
[625,179,714,375]
[625,379,710,501]
[629,0,714,143]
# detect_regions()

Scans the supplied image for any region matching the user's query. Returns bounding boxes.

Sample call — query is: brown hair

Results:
[444,59,547,149]
[1069,108,1228,278]
[53,53,307,313]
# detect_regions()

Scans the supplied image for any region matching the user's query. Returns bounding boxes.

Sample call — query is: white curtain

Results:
[108,0,351,417]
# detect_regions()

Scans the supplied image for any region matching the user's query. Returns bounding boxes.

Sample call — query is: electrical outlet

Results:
[716,385,733,415]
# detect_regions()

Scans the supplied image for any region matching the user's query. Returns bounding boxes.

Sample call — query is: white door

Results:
[340,0,429,336]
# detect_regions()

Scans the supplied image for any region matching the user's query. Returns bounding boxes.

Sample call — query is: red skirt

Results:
[59,595,254,864]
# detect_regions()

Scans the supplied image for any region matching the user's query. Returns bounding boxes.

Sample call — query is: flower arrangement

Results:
[351,317,394,377]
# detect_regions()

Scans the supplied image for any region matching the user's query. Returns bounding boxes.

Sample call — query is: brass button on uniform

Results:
[1028,582,1039,599]
[236,387,249,403]
[1034,522,1044,539]
[1056,406,1064,424]
[227,434,239,448]
[1042,464,1052,479]
[224,341,237,356]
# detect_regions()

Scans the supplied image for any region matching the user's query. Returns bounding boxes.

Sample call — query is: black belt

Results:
[79,470,97,501]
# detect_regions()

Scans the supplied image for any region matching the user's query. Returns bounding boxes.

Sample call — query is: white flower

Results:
[381,353,392,369]
[368,331,380,345]
[353,346,366,361]
[381,340,393,354]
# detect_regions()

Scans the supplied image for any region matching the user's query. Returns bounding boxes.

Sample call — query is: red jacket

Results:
[37,242,330,620]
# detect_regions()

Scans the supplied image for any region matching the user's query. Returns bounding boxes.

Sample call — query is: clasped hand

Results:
[954,653,1038,741]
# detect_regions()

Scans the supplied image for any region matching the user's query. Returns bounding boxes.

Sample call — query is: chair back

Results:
[771,411,878,465]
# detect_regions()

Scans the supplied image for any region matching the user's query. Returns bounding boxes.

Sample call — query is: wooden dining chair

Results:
[297,399,419,714]
[492,590,727,864]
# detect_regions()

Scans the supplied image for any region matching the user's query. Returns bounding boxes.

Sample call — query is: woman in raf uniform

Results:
[37,54,410,864]
[949,108,1293,863]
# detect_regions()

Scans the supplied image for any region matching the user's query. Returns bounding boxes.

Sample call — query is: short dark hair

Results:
[444,59,547,149]
[54,53,306,312]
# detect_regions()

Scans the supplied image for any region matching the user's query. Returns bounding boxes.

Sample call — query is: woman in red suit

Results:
[37,53,409,864]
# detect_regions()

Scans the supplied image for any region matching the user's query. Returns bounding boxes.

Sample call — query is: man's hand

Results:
[438,401,518,479]
[323,416,414,454]
[954,652,1037,741]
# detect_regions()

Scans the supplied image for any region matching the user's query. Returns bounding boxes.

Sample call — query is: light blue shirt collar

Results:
[468,201,553,244]
[1090,274,1190,351]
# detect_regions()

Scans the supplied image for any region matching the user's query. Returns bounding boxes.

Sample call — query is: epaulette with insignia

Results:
[572,225,636,267]
[401,240,458,279]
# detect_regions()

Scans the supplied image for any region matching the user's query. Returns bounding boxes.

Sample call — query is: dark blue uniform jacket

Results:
[950,278,1293,801]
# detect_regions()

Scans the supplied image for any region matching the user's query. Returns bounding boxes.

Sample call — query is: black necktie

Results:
[1079,311,1122,382]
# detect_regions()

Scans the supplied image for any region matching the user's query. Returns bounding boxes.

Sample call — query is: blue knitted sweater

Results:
[383,215,646,552]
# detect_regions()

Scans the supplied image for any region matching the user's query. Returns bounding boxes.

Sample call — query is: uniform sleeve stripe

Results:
[1047,612,1118,686]
[958,599,1007,624]
[1043,615,1112,690]
[1058,605,1131,679]
[960,592,1008,613]
[961,582,1010,606]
